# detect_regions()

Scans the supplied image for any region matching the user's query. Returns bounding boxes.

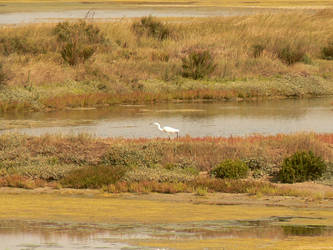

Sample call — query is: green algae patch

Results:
[1,193,333,225]
[134,236,333,250]
[1,192,333,249]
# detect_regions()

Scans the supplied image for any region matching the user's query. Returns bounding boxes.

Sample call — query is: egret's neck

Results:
[155,123,163,131]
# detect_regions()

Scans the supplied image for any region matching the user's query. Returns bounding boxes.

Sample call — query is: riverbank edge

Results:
[1,184,333,209]
[1,75,332,113]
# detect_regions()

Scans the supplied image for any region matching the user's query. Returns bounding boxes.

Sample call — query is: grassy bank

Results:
[0,11,333,112]
[0,132,332,199]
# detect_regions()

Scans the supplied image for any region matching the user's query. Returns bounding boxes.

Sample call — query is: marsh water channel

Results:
[0,5,291,25]
[1,97,333,138]
[2,213,333,249]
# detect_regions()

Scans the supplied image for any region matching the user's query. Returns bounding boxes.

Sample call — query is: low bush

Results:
[60,42,95,66]
[132,16,170,40]
[60,165,126,189]
[54,21,105,65]
[211,159,249,179]
[54,21,105,44]
[278,151,327,183]
[277,45,305,65]
[102,146,150,168]
[0,35,43,55]
[181,49,216,79]
[251,44,265,58]
[321,42,333,60]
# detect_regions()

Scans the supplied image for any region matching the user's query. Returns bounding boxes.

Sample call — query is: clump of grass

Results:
[60,165,126,189]
[251,44,265,58]
[54,21,105,65]
[0,62,6,87]
[106,181,192,194]
[211,159,249,179]
[195,186,208,196]
[321,41,333,60]
[0,35,43,55]
[181,49,216,79]
[131,16,170,40]
[277,45,305,65]
[278,151,327,183]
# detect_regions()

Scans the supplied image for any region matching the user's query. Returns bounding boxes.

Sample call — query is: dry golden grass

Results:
[0,11,333,111]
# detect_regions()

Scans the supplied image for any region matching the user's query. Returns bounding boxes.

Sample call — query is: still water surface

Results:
[0,6,282,24]
[1,218,333,249]
[1,97,333,138]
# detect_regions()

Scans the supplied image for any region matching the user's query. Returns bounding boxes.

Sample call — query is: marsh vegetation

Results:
[0,133,332,199]
[0,11,333,112]
[1,3,333,249]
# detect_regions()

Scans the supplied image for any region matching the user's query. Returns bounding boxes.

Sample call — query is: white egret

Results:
[153,122,179,139]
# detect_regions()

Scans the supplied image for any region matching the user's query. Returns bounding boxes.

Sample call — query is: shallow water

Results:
[1,97,333,138]
[1,193,333,249]
[1,218,333,249]
[0,6,284,25]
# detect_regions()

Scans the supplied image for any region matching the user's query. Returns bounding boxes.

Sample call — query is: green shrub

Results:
[132,16,170,40]
[321,42,333,60]
[60,165,126,189]
[211,159,249,179]
[54,21,105,65]
[277,45,305,65]
[278,151,326,183]
[54,21,105,44]
[60,41,95,66]
[181,49,216,79]
[252,44,265,58]
[102,147,144,167]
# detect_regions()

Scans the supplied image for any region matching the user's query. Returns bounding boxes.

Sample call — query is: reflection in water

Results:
[1,217,333,250]
[0,97,333,138]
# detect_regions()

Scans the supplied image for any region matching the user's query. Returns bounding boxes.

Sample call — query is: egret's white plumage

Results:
[153,122,179,138]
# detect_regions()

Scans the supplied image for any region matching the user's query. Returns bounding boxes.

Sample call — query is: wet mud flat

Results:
[1,191,333,249]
